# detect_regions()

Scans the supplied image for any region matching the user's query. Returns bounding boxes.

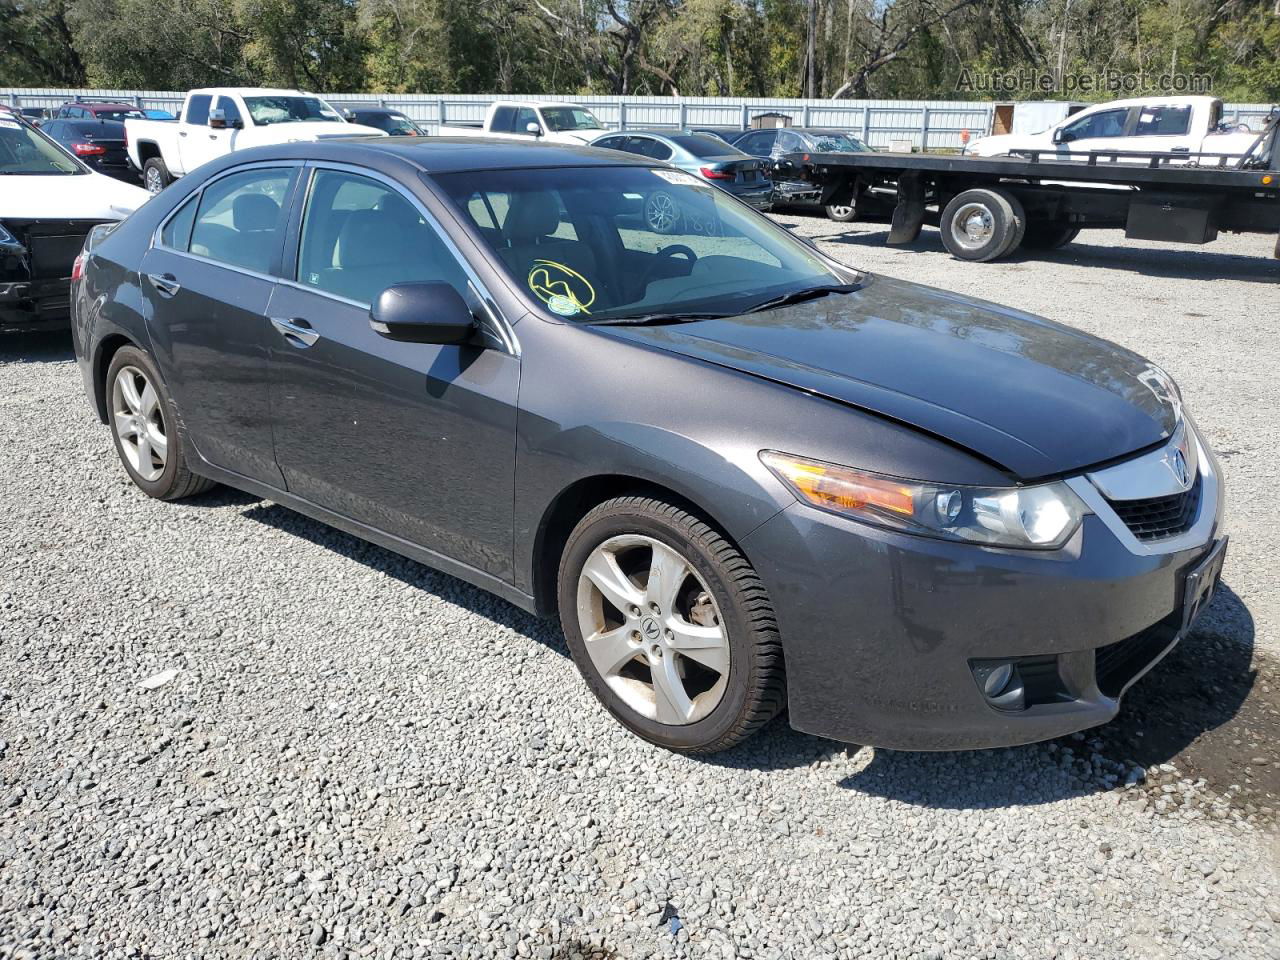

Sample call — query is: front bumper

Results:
[0,277,74,332]
[743,435,1225,751]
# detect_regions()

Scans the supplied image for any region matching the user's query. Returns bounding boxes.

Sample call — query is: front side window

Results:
[185,95,212,126]
[0,118,81,175]
[777,130,804,153]
[1061,108,1129,141]
[242,96,342,126]
[738,131,776,157]
[436,166,844,323]
[189,167,293,272]
[215,96,242,126]
[541,107,603,132]
[296,170,470,306]
[1134,105,1192,136]
[513,108,539,135]
[809,133,870,153]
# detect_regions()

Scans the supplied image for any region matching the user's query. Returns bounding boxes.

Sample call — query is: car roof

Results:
[212,137,651,175]
[63,102,138,111]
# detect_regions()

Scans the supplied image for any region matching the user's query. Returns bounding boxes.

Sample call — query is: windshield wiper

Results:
[585,311,730,326]
[742,283,861,314]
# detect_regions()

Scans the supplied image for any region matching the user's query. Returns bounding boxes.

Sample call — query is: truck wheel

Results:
[558,495,785,754]
[1000,190,1027,256]
[107,346,216,500]
[1022,222,1080,250]
[143,157,173,195]
[825,202,857,222]
[939,188,1019,262]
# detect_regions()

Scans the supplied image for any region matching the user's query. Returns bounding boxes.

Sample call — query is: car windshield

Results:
[541,107,603,132]
[93,108,146,121]
[0,118,81,175]
[435,165,849,323]
[243,96,343,126]
[808,133,870,152]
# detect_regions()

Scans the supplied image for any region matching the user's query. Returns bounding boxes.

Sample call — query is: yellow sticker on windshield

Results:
[528,259,595,317]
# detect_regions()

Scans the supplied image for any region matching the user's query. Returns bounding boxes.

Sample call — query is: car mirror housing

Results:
[526,121,542,136]
[369,283,477,345]
[1053,129,1073,144]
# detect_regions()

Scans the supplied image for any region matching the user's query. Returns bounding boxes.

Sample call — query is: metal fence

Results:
[4,88,1274,150]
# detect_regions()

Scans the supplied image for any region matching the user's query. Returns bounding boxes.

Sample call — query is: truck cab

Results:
[966,96,1257,164]
[438,101,606,145]
[127,88,385,193]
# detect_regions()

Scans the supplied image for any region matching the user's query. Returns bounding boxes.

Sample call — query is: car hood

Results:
[0,171,151,219]
[598,275,1178,480]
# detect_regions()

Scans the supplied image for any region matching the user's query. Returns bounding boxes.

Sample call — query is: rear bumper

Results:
[743,456,1224,750]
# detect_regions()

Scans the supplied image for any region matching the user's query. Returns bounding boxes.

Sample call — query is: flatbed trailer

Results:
[781,109,1280,262]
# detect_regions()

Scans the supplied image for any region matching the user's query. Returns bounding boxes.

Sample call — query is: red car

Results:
[55,102,148,123]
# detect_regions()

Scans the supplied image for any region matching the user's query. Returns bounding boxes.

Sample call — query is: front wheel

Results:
[558,496,785,754]
[825,202,857,222]
[142,157,173,195]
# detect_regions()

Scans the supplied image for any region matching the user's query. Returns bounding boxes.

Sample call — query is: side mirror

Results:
[525,121,542,136]
[370,283,477,344]
[209,109,227,129]
[1053,129,1074,144]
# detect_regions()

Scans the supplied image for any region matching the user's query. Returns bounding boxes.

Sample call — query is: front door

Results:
[266,167,519,580]
[141,164,298,486]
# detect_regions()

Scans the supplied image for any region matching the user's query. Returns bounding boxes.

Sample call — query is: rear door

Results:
[140,163,300,486]
[265,165,519,578]
[176,93,213,174]
[1124,103,1195,158]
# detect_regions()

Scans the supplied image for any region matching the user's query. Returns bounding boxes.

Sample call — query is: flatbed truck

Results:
[778,109,1280,262]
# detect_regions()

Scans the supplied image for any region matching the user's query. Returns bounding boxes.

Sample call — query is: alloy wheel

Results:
[112,365,167,482]
[950,202,995,251]
[144,166,163,194]
[644,192,680,233]
[575,534,729,725]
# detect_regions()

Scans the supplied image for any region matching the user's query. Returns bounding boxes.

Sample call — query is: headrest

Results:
[233,193,279,232]
[504,192,563,244]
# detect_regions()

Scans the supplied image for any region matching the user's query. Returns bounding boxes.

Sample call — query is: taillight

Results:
[72,142,107,156]
[700,166,735,180]
[71,252,86,282]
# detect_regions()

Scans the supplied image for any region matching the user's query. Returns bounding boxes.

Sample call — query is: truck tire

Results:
[106,345,217,500]
[825,202,857,222]
[558,495,786,754]
[1022,222,1080,250]
[939,188,1019,262]
[999,190,1027,256]
[143,157,173,195]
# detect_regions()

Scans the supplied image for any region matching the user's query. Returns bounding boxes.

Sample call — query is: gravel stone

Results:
[1,223,1277,959]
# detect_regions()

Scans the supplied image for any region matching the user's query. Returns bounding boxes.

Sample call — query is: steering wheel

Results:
[640,244,699,289]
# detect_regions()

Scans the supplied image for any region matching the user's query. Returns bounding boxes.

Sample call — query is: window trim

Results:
[1132,103,1193,138]
[284,161,517,356]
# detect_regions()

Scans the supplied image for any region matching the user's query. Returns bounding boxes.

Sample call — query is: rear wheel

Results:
[142,157,172,195]
[558,496,785,754]
[1022,222,1080,250]
[107,346,216,500]
[939,188,1020,262]
[825,202,857,222]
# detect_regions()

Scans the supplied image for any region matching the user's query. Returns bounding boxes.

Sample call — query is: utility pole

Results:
[806,0,818,98]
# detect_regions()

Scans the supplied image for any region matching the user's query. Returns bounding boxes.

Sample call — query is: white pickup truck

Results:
[437,100,607,145]
[965,95,1257,164]
[126,87,386,193]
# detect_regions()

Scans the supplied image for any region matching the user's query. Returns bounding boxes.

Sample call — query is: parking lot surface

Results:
[2,221,1278,960]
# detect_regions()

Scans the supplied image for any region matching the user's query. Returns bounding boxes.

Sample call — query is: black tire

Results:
[1021,222,1080,250]
[939,188,1019,262]
[557,495,785,754]
[999,190,1027,256]
[106,345,216,501]
[142,157,173,195]
[825,201,857,222]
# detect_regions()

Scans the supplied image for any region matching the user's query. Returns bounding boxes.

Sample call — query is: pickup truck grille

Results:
[1106,477,1201,542]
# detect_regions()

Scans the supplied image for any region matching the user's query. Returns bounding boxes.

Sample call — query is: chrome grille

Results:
[1106,476,1201,542]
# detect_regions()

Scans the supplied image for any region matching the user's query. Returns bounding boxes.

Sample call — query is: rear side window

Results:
[185,95,212,126]
[630,137,672,161]
[737,131,777,156]
[189,167,293,273]
[492,106,515,133]
[296,170,471,306]
[160,194,199,250]
[1134,105,1192,136]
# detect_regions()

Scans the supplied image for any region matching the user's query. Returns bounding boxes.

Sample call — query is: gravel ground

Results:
[3,221,1280,960]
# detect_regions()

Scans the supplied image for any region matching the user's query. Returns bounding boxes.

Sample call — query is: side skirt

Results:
[190,459,540,616]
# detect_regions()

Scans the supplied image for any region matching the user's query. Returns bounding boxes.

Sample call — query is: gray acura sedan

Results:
[71,138,1225,754]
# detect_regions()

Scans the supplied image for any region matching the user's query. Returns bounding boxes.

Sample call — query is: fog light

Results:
[971,659,1026,711]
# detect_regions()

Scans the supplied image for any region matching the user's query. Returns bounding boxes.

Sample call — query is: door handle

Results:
[146,272,181,297]
[209,134,219,140]
[270,316,320,347]
[179,130,187,138]
[1171,146,1191,153]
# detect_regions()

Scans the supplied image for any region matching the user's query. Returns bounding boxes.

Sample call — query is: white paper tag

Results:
[652,169,703,187]
[0,118,21,129]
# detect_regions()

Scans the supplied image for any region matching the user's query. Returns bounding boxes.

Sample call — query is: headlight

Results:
[760,451,1088,549]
